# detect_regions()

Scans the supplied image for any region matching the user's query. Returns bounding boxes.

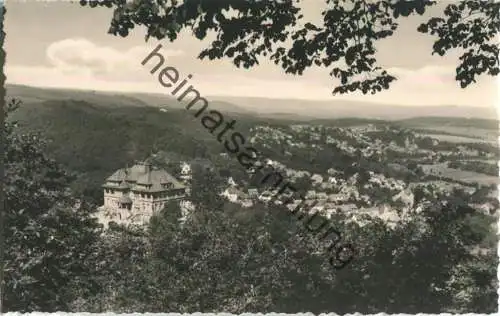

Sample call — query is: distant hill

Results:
[6,84,253,114]
[209,95,498,121]
[8,84,497,121]
[5,84,275,195]
[395,116,499,130]
[7,84,152,108]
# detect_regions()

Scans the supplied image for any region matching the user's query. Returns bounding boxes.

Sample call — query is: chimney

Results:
[144,160,152,174]
[144,161,152,186]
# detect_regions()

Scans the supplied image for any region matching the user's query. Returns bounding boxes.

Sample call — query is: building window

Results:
[162,183,174,189]
[119,203,131,210]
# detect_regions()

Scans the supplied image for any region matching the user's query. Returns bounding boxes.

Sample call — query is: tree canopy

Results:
[3,99,102,311]
[80,0,499,95]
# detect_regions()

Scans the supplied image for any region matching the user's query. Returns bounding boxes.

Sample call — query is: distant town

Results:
[97,122,498,234]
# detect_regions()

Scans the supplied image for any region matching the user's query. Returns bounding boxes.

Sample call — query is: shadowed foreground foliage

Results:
[71,189,497,313]
[3,99,102,311]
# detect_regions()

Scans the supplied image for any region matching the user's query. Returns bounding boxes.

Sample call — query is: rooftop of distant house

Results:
[104,160,185,193]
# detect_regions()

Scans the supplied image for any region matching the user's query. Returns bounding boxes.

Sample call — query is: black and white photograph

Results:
[1,0,499,314]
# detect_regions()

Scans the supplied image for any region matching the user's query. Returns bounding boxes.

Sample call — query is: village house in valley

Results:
[98,160,187,226]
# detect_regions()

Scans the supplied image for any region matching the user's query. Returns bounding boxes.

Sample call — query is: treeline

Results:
[448,160,499,176]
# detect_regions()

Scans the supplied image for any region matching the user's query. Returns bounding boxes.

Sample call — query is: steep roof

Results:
[117,180,130,189]
[104,162,185,192]
[107,169,128,182]
[137,171,153,185]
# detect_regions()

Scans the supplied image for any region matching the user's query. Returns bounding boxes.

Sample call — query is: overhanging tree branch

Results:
[80,0,498,96]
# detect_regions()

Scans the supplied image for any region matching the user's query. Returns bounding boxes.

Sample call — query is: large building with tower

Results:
[98,160,188,226]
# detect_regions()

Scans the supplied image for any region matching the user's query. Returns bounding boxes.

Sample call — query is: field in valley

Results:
[399,117,497,145]
[420,163,498,186]
[417,133,496,145]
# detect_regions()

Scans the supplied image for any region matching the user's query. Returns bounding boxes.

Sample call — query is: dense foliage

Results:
[449,160,499,176]
[3,99,102,311]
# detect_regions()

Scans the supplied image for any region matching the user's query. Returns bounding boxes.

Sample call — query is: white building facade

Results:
[98,160,187,226]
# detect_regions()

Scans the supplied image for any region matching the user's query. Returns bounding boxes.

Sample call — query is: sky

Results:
[4,0,498,108]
